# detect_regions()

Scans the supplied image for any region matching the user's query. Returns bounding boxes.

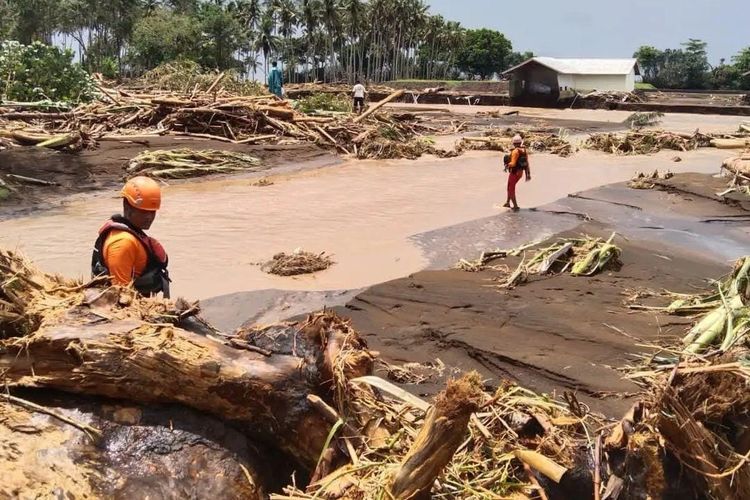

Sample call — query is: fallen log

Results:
[0,310,373,469]
[711,138,750,149]
[354,89,405,124]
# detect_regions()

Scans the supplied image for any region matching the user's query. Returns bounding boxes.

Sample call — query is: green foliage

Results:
[294,92,350,113]
[506,51,534,70]
[141,60,263,95]
[635,41,749,90]
[733,47,750,74]
[194,2,250,70]
[0,41,96,102]
[633,45,661,81]
[635,82,656,90]
[128,5,250,72]
[128,9,202,71]
[0,0,17,39]
[455,29,513,79]
[681,39,709,89]
[10,0,59,44]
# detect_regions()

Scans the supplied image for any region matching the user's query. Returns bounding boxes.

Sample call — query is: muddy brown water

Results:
[0,149,730,300]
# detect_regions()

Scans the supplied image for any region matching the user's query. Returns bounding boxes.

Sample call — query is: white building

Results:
[503,57,641,101]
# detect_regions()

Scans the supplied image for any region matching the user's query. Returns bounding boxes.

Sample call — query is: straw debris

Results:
[261,250,334,276]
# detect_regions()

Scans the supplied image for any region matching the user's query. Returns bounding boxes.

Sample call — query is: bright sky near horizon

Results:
[427,0,748,64]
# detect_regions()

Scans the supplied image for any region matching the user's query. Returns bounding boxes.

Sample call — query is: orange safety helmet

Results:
[121,176,161,211]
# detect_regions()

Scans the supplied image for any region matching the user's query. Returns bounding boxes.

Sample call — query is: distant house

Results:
[503,57,641,102]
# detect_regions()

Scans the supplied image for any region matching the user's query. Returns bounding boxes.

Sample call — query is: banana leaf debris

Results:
[127,149,263,179]
[457,233,622,288]
[1,248,749,498]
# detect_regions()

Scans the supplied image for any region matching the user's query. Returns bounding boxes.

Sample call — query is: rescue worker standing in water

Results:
[91,176,171,298]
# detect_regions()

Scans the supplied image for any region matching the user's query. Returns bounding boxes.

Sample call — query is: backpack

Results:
[516,148,529,169]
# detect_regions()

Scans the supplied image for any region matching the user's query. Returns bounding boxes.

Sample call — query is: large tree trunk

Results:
[0,308,374,469]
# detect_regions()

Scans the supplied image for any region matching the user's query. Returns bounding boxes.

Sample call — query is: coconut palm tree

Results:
[277,0,298,82]
[300,0,320,81]
[255,9,278,74]
[320,0,340,81]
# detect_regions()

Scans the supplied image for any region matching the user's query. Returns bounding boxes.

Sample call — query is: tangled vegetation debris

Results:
[628,170,674,189]
[457,234,622,288]
[139,61,264,96]
[455,128,573,157]
[584,130,712,155]
[261,250,334,276]
[127,149,262,179]
[631,256,750,354]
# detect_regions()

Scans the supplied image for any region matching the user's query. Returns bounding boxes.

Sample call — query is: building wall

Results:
[557,74,574,91]
[570,73,633,92]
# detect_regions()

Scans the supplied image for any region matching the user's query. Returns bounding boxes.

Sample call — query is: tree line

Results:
[635,40,750,90]
[0,0,529,83]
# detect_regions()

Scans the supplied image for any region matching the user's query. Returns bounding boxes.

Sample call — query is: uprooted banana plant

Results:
[633,257,750,354]
[456,233,622,288]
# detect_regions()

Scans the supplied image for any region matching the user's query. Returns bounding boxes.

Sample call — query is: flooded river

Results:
[0,149,728,299]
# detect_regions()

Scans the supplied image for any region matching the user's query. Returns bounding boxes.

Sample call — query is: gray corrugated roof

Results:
[503,57,639,75]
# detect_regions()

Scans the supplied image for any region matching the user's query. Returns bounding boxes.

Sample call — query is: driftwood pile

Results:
[285,82,397,95]
[261,250,334,276]
[577,90,646,106]
[0,87,444,160]
[456,128,573,157]
[586,127,750,155]
[584,130,712,154]
[720,153,750,196]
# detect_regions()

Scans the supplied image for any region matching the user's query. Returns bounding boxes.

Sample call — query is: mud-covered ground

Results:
[332,174,750,417]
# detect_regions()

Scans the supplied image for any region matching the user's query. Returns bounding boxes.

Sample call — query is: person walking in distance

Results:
[503,134,531,211]
[352,80,367,114]
[267,61,284,98]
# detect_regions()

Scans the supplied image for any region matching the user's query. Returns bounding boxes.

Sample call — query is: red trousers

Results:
[507,169,523,200]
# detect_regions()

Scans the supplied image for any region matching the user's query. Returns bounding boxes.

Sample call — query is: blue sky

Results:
[427,0,748,64]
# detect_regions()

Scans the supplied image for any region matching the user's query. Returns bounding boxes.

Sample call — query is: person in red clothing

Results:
[503,134,531,211]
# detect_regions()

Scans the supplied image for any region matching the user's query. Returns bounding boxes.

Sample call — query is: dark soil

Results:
[333,175,750,417]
